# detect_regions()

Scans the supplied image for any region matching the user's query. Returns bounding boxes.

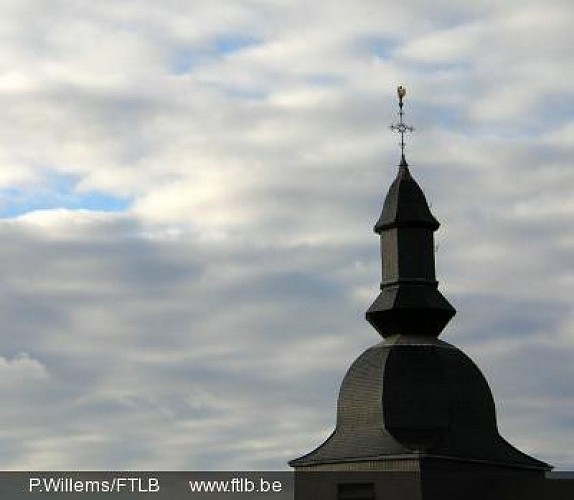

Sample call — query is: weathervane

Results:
[390,85,414,163]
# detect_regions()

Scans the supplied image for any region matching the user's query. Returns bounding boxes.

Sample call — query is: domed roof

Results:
[290,335,550,470]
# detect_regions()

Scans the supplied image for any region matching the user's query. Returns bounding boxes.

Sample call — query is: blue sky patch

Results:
[0,174,131,218]
[170,35,260,75]
[170,48,205,75]
[360,35,398,60]
[213,34,259,55]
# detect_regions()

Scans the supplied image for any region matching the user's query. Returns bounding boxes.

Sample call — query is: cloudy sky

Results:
[0,0,573,470]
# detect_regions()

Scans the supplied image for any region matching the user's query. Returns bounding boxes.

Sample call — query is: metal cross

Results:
[390,85,414,159]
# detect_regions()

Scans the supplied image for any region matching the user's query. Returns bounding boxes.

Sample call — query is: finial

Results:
[390,85,414,164]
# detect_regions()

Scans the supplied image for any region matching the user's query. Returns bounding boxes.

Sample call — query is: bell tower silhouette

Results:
[288,87,572,500]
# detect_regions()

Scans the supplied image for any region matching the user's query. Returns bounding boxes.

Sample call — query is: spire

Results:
[290,88,551,474]
[366,87,455,337]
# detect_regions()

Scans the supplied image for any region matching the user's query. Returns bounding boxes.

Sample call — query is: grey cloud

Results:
[0,214,370,469]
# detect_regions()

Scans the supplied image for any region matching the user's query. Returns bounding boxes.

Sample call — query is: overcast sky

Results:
[0,0,573,471]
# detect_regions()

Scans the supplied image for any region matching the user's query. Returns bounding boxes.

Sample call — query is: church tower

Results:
[289,88,568,500]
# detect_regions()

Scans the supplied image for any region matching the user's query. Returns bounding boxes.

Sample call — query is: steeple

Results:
[290,87,550,474]
[366,87,455,338]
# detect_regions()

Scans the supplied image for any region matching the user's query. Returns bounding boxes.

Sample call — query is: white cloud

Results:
[0,353,48,383]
